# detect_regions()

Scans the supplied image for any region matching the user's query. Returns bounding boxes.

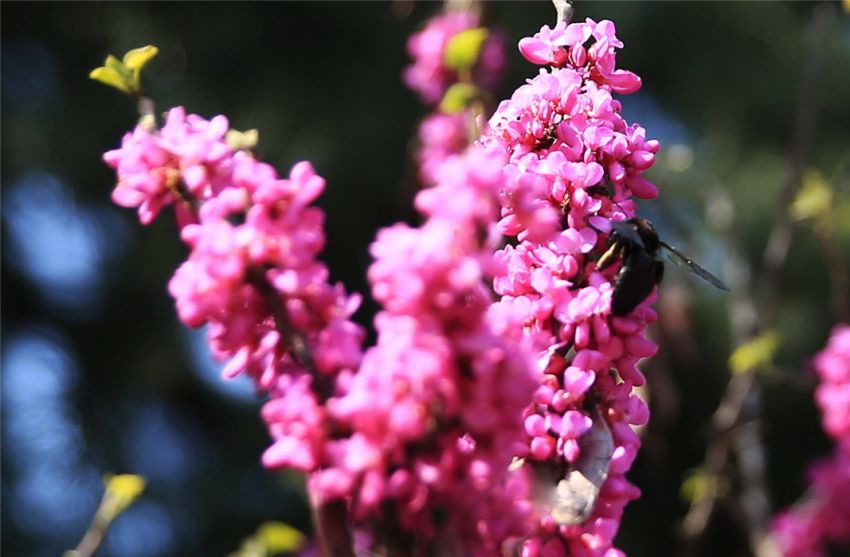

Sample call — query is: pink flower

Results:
[416,112,468,186]
[771,325,850,557]
[104,107,234,225]
[317,146,538,551]
[518,21,591,67]
[813,325,850,444]
[482,18,656,556]
[406,12,507,189]
[517,19,641,94]
[104,125,180,225]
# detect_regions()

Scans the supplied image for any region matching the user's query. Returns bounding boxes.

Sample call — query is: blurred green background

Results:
[2,2,849,556]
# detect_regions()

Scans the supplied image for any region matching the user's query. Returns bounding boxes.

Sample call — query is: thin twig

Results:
[244,268,329,397]
[760,3,833,324]
[245,270,353,557]
[553,0,574,25]
[311,495,356,557]
[70,515,109,557]
[443,0,477,14]
[814,222,850,322]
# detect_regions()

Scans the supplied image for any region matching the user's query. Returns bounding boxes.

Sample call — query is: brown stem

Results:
[134,94,158,133]
[552,0,574,25]
[137,95,155,120]
[680,183,774,557]
[760,3,833,323]
[245,267,333,401]
[246,268,353,555]
[679,433,731,554]
[815,222,850,322]
[70,514,110,557]
[443,0,478,14]
[311,494,356,557]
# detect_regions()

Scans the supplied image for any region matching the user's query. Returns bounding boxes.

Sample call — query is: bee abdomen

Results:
[611,253,664,316]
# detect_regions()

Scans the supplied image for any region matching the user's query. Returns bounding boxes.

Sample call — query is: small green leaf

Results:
[444,28,489,72]
[103,473,146,515]
[229,521,305,557]
[123,45,159,71]
[90,66,133,94]
[105,54,128,74]
[729,330,780,375]
[227,128,259,151]
[256,521,305,553]
[681,469,710,503]
[790,170,832,222]
[440,82,479,114]
[680,468,725,503]
[90,45,158,96]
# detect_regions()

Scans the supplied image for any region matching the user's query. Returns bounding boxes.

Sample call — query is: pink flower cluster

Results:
[481,17,657,557]
[771,325,850,557]
[404,10,505,104]
[105,110,537,553]
[416,111,468,186]
[406,10,506,186]
[518,19,641,94]
[104,107,233,226]
[103,13,661,556]
[105,107,366,475]
[813,325,850,447]
[317,145,538,552]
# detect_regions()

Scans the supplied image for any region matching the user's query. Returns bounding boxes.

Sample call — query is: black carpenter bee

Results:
[597,218,729,316]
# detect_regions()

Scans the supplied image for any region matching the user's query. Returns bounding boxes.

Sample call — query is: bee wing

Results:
[659,240,729,292]
[550,407,614,525]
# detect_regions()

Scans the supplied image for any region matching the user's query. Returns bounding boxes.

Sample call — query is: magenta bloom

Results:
[104,13,663,557]
[415,112,468,186]
[771,325,850,557]
[104,107,233,225]
[315,146,538,552]
[518,18,641,94]
[813,325,850,444]
[405,10,508,190]
[481,18,656,556]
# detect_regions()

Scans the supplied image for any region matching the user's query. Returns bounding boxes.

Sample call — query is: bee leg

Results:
[597,242,623,271]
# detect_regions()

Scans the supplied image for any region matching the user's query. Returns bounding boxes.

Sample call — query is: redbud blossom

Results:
[482,18,656,556]
[104,107,233,226]
[771,325,850,557]
[105,108,366,478]
[103,13,662,556]
[322,145,538,553]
